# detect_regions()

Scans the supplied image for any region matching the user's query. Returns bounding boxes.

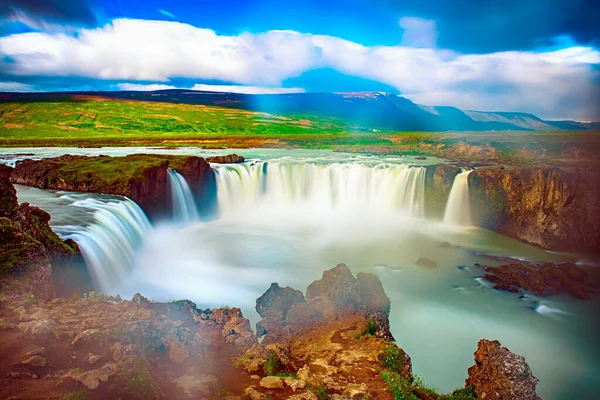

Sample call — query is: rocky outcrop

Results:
[206,154,245,164]
[255,264,394,343]
[10,154,216,220]
[466,339,541,400]
[470,166,600,253]
[483,261,591,299]
[0,292,256,400]
[1,166,80,300]
[424,164,461,219]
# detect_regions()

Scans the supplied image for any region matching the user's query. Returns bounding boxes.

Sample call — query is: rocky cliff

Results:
[469,166,600,253]
[0,165,80,300]
[10,154,217,220]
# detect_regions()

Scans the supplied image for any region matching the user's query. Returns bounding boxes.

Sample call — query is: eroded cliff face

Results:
[424,164,461,219]
[10,154,217,220]
[469,167,600,253]
[0,165,80,300]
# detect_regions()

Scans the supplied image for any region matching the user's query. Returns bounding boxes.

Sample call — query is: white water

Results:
[444,170,473,226]
[168,169,199,223]
[66,198,152,291]
[215,161,427,218]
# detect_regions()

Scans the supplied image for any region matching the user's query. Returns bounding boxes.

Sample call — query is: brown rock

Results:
[415,258,438,268]
[169,340,189,364]
[466,339,541,400]
[206,154,245,164]
[483,261,591,299]
[260,376,284,389]
[21,355,46,367]
[306,263,361,317]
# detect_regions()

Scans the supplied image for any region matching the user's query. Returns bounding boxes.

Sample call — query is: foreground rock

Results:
[470,166,600,253]
[482,261,592,299]
[10,154,216,219]
[256,263,394,343]
[467,339,541,400]
[1,165,80,300]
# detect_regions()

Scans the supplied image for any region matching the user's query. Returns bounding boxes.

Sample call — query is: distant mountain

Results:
[0,90,596,132]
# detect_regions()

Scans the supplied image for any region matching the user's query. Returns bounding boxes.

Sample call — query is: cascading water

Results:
[443,170,473,226]
[66,198,152,291]
[167,169,199,223]
[214,161,427,218]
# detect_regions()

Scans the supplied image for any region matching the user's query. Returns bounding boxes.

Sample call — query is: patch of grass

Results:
[119,357,156,400]
[311,384,328,400]
[274,372,298,378]
[81,291,122,304]
[439,386,477,400]
[363,318,379,337]
[60,391,87,400]
[380,346,406,374]
[263,351,281,376]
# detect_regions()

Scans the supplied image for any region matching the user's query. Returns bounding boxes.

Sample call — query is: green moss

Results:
[439,386,477,400]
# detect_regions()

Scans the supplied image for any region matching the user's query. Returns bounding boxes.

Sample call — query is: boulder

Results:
[306,263,361,317]
[466,339,541,400]
[169,340,189,364]
[415,258,438,268]
[260,376,284,389]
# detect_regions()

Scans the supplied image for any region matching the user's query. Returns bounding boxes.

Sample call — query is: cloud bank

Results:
[0,18,598,119]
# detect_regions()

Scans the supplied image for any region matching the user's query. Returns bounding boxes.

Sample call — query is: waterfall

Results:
[167,169,199,223]
[214,161,427,218]
[443,170,473,226]
[66,198,152,291]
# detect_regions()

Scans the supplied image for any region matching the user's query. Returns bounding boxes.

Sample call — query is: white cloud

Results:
[0,81,34,92]
[399,17,437,48]
[0,18,598,119]
[117,83,177,91]
[158,9,175,19]
[190,84,305,94]
[116,82,304,94]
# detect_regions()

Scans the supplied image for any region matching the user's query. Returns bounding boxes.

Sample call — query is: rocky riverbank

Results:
[10,154,216,220]
[469,166,600,253]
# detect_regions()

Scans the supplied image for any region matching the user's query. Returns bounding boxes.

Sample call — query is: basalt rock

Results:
[256,264,394,342]
[10,154,216,220]
[206,154,245,164]
[483,261,591,299]
[424,164,461,219]
[470,166,600,253]
[466,339,541,400]
[1,172,80,300]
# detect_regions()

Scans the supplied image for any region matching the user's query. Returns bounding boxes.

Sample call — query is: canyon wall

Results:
[10,154,217,220]
[0,165,80,300]
[469,166,600,253]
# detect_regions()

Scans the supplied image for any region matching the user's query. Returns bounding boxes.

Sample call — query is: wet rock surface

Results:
[466,339,542,400]
[206,153,245,164]
[483,261,593,299]
[470,166,600,253]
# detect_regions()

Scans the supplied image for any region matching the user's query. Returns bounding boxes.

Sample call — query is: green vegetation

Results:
[263,351,281,376]
[310,384,329,400]
[380,346,406,374]
[81,291,123,303]
[378,345,477,399]
[60,391,87,400]
[362,318,379,337]
[2,98,598,166]
[117,357,157,400]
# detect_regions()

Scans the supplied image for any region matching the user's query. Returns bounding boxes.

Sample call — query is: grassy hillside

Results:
[1,97,599,166]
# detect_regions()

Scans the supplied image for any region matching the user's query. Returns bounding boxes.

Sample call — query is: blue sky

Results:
[0,0,598,120]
